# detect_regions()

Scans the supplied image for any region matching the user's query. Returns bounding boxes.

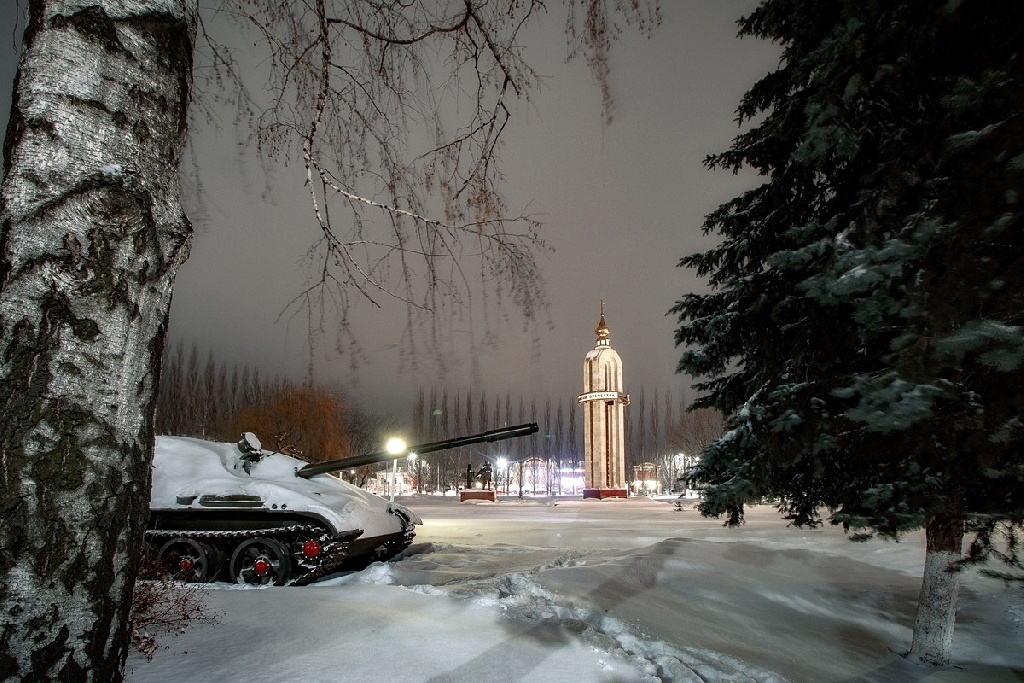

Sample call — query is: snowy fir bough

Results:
[671,0,1023,664]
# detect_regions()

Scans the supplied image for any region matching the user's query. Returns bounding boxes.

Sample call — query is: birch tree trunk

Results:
[0,1,196,680]
[908,515,965,665]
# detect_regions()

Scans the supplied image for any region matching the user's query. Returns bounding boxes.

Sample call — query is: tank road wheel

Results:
[291,532,329,575]
[157,537,220,582]
[230,537,292,586]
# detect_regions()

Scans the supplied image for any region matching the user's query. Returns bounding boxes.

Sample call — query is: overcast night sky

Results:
[1,2,780,420]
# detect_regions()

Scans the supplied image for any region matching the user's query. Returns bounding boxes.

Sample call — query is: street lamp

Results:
[386,437,406,502]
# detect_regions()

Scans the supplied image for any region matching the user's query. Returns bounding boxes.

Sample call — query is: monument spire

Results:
[595,300,610,345]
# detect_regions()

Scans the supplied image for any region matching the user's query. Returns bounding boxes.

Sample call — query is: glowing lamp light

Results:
[385,437,407,455]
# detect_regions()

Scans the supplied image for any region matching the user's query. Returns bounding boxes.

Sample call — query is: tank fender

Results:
[388,502,422,528]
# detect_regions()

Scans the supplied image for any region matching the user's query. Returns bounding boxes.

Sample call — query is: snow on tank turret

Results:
[146,423,538,586]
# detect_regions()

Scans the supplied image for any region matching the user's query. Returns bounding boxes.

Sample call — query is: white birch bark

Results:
[0,1,196,680]
[908,516,964,665]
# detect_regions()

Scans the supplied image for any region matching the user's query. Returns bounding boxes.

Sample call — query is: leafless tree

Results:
[568,398,579,474]
[201,0,658,365]
[155,340,188,435]
[650,387,661,465]
[345,405,401,485]
[666,407,725,459]
[429,385,439,437]
[440,386,450,438]
[555,402,565,493]
[478,391,489,432]
[543,396,553,493]
[450,390,460,440]
[517,395,527,462]
[413,386,425,440]
[631,386,646,467]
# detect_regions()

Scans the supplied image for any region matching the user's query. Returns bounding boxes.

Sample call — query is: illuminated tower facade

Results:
[577,301,630,499]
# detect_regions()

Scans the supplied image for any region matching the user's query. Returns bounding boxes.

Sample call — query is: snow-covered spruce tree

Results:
[1,1,658,679]
[671,0,1023,666]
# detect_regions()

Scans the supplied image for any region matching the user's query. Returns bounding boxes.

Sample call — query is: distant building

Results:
[578,301,630,499]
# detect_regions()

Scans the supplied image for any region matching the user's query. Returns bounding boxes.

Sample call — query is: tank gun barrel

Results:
[295,423,539,479]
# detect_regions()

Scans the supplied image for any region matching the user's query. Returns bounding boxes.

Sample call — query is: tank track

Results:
[289,550,353,586]
[366,508,417,562]
[359,528,415,563]
[382,527,416,560]
[145,523,322,543]
[145,524,359,585]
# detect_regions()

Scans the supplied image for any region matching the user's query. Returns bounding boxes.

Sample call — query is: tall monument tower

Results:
[578,301,630,499]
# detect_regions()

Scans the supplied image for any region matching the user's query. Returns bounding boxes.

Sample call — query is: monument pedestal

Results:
[459,490,496,502]
[582,488,628,500]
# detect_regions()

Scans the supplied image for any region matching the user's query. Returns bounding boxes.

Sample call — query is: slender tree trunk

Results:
[0,2,196,680]
[908,514,965,665]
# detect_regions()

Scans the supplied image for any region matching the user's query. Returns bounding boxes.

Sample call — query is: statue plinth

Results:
[582,488,628,500]
[459,490,496,502]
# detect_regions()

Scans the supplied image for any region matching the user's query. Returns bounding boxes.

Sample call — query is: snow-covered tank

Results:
[146,423,538,585]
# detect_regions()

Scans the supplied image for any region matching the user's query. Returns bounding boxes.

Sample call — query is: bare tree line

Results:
[156,341,398,472]
[156,340,280,440]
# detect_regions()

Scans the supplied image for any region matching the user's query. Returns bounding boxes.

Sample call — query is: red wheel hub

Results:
[254,558,271,575]
[302,540,321,559]
[179,557,194,572]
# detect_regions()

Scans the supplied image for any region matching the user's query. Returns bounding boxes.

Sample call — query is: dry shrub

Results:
[131,553,220,660]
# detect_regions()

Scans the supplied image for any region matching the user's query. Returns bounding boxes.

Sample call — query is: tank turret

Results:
[147,423,538,586]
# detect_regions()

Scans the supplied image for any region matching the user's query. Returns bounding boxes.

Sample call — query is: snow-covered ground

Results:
[126,496,1023,682]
